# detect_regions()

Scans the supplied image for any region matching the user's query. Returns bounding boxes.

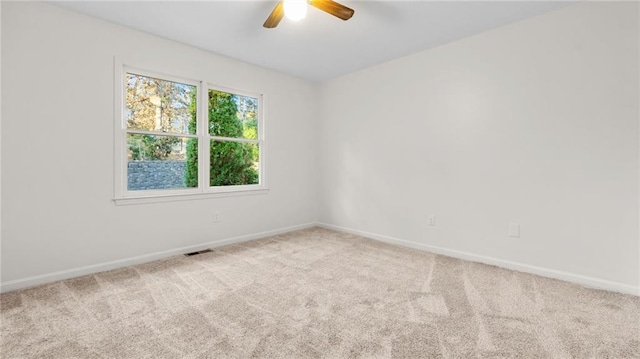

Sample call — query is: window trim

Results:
[113,58,268,205]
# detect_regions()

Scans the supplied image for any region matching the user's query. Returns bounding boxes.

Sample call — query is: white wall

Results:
[318,2,639,292]
[1,2,318,287]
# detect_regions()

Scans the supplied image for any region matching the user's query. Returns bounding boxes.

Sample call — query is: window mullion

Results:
[125,129,198,138]
[198,82,209,191]
[209,136,259,144]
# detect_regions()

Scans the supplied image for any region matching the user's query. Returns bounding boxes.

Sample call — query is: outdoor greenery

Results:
[126,72,259,189]
[125,73,192,162]
[186,90,259,187]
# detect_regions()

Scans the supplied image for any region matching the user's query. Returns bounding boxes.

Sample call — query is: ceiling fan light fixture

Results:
[283,0,308,21]
[263,0,354,29]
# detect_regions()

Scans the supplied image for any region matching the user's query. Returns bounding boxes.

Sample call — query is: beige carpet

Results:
[1,227,639,358]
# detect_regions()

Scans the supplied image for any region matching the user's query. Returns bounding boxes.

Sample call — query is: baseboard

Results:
[4,222,637,296]
[317,222,640,296]
[0,222,316,293]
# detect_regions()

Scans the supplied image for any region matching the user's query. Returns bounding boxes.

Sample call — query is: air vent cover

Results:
[184,249,213,257]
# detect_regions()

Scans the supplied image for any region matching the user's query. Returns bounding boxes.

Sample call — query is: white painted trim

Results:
[198,78,208,194]
[4,222,636,296]
[317,223,640,296]
[209,136,258,144]
[113,188,269,206]
[126,129,198,138]
[0,223,316,293]
[113,56,125,200]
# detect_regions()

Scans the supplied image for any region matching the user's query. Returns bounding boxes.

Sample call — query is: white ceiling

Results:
[53,1,573,82]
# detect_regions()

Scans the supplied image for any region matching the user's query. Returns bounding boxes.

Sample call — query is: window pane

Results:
[209,90,258,140]
[127,134,198,191]
[210,140,259,186]
[126,73,196,135]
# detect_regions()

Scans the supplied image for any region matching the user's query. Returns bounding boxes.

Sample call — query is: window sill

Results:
[113,188,269,206]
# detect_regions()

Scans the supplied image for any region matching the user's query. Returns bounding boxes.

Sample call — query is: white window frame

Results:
[113,59,267,205]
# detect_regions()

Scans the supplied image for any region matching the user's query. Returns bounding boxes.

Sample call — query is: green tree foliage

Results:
[237,95,259,162]
[125,73,193,161]
[185,90,259,187]
[128,134,177,160]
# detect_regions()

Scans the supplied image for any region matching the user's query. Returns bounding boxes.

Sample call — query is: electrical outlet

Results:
[508,223,520,238]
[428,215,436,227]
[213,211,221,223]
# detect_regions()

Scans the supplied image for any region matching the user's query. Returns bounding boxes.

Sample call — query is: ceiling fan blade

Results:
[308,0,354,21]
[263,1,285,28]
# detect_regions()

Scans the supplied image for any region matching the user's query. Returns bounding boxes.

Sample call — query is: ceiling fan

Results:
[263,0,355,28]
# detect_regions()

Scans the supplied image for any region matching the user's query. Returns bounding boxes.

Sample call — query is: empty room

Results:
[1,0,639,357]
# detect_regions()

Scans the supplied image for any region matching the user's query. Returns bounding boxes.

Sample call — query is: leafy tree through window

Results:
[120,68,263,197]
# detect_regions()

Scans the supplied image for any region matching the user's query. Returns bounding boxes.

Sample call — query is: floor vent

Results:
[184,249,213,257]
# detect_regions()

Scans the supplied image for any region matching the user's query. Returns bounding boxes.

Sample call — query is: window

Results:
[115,65,265,203]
